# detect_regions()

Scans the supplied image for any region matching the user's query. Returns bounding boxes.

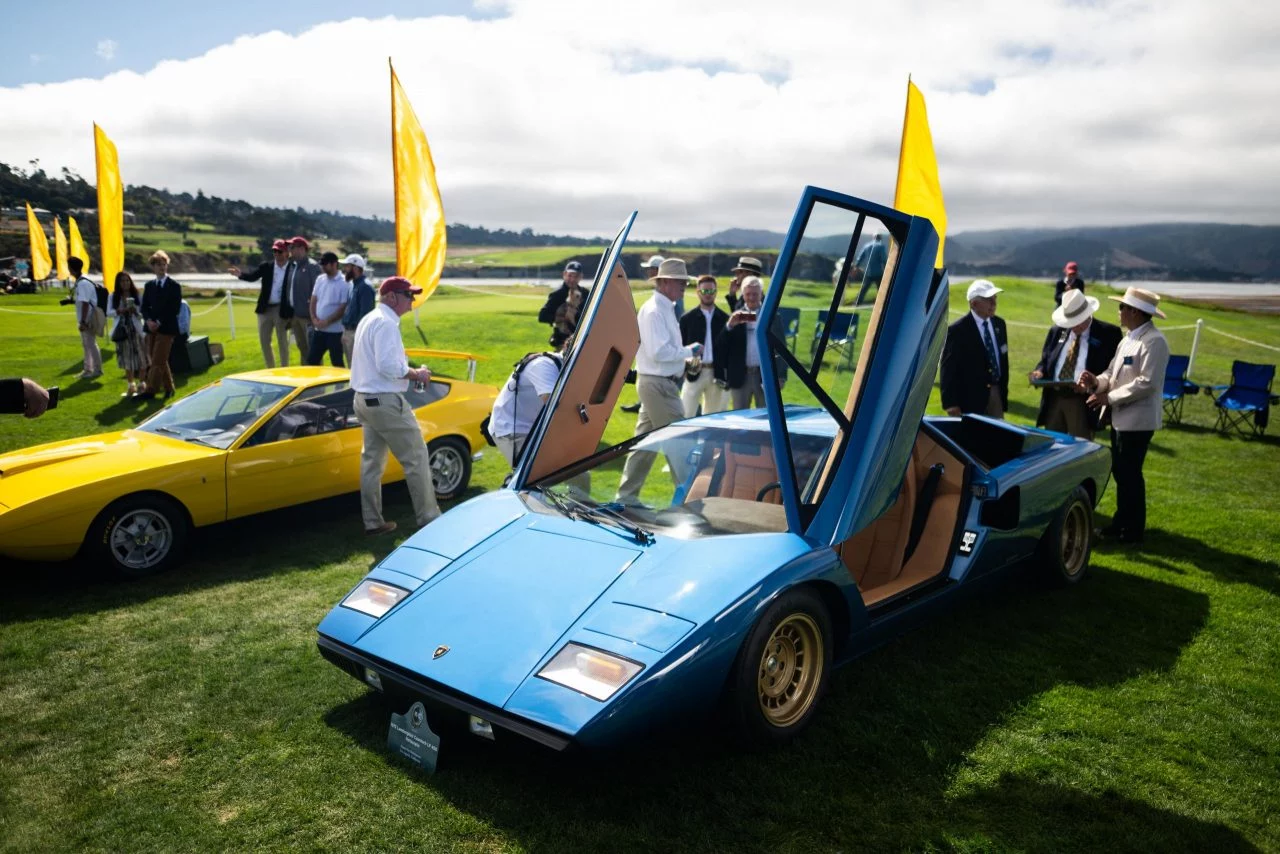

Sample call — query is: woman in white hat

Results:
[1078,287,1171,545]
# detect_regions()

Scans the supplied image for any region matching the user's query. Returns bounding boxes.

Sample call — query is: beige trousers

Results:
[354,392,440,529]
[286,316,311,365]
[495,434,526,468]
[615,374,687,504]
[341,329,356,365]
[1042,389,1094,439]
[730,365,767,410]
[256,305,291,368]
[681,367,726,418]
[79,327,102,374]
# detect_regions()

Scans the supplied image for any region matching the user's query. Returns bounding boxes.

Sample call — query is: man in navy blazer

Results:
[941,280,1009,418]
[1030,289,1122,439]
[229,238,295,368]
[138,250,182,400]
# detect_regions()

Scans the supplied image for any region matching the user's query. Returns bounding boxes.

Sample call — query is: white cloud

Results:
[2,0,1279,238]
[96,39,117,61]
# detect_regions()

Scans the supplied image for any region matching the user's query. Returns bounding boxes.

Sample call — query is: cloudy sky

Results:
[2,0,1278,239]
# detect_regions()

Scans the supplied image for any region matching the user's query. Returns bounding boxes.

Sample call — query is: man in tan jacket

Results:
[1078,287,1170,545]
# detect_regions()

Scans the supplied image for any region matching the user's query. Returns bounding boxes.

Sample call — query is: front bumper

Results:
[316,634,574,751]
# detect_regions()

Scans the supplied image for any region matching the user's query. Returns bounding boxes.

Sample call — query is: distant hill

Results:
[686,223,1280,282]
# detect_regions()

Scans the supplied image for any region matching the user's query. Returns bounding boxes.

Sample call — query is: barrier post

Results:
[413,306,421,328]
[1187,318,1203,377]
[227,294,236,340]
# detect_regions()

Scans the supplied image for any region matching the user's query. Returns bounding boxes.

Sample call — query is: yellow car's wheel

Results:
[429,437,471,502]
[727,587,832,745]
[91,494,189,579]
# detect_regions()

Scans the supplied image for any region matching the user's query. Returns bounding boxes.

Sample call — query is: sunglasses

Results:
[697,287,716,294]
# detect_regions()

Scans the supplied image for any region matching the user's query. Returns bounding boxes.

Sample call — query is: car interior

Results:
[244,381,452,447]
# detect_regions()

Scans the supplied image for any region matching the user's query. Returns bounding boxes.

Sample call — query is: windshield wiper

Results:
[184,435,222,448]
[153,426,183,436]
[536,487,654,546]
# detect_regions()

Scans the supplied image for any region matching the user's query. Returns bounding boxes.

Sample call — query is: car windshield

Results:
[528,414,836,539]
[135,378,293,449]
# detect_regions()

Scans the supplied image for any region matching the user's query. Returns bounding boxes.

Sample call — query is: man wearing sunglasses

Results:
[678,274,729,417]
[230,238,295,368]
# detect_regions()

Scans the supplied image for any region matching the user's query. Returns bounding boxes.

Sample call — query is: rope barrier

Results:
[1203,326,1280,353]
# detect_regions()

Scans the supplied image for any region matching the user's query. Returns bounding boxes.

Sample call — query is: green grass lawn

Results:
[1,276,1278,851]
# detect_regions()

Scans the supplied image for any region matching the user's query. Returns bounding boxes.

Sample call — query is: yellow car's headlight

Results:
[341,579,410,618]
[537,643,642,701]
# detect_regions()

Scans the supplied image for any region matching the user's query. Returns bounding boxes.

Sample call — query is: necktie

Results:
[981,320,1001,380]
[1058,333,1079,382]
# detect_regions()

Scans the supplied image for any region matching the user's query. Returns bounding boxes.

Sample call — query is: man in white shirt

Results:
[615,258,700,504]
[307,252,349,366]
[350,276,440,536]
[489,337,570,468]
[678,274,729,417]
[70,257,102,379]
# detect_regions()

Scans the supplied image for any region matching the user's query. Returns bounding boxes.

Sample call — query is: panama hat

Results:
[1108,286,1166,319]
[655,258,689,281]
[731,256,764,275]
[1052,288,1100,328]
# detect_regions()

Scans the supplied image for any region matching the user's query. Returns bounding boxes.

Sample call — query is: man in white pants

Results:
[615,258,700,505]
[349,276,440,536]
[679,274,728,417]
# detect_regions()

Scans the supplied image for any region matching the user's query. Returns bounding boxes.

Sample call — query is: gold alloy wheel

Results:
[1061,501,1090,577]
[757,613,824,727]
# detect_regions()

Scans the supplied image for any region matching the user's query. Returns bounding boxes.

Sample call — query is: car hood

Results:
[0,429,221,510]
[340,491,811,711]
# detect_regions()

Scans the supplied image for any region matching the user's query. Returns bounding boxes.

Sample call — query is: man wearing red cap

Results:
[285,236,321,364]
[349,276,440,536]
[1054,261,1086,306]
[229,238,295,368]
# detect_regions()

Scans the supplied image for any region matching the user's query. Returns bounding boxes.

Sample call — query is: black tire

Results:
[90,493,189,579]
[725,587,832,745]
[429,437,472,502]
[1038,484,1093,585]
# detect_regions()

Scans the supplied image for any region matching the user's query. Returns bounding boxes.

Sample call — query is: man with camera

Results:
[68,257,103,379]
[716,276,786,410]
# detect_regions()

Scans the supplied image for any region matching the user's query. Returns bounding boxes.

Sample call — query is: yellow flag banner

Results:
[893,80,947,268]
[390,61,446,308]
[54,216,70,280]
[68,215,90,269]
[94,123,124,293]
[25,203,52,281]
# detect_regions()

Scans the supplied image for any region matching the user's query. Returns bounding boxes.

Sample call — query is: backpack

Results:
[94,282,109,313]
[484,352,565,449]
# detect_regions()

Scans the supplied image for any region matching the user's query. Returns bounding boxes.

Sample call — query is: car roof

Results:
[682,404,839,438]
[222,366,351,388]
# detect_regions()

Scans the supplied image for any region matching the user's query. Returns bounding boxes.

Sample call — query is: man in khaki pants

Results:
[615,258,700,505]
[349,276,440,536]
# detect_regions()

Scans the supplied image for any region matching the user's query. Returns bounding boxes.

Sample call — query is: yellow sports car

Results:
[0,366,496,577]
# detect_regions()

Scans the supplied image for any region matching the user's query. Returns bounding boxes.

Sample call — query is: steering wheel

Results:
[756,482,782,502]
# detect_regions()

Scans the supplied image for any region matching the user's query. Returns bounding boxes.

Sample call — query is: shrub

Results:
[183,239,198,248]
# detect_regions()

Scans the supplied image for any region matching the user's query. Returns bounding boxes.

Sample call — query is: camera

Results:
[59,296,74,306]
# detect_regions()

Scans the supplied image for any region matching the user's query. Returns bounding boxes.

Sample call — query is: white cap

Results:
[341,254,365,269]
[966,279,1002,301]
[643,254,665,269]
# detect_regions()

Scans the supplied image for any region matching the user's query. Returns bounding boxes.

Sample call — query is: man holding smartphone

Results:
[716,276,786,409]
[0,378,53,417]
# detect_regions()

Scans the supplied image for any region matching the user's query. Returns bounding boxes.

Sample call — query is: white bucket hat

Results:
[1052,288,1100,328]
[1107,286,1166,319]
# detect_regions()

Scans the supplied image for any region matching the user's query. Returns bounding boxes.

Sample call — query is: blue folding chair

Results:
[1209,360,1276,437]
[1161,354,1200,425]
[809,310,859,372]
[776,306,801,353]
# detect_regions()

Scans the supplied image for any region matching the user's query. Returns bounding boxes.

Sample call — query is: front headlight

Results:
[341,579,410,618]
[537,643,643,701]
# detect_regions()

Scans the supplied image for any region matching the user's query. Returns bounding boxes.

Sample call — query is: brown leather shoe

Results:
[364,521,397,536]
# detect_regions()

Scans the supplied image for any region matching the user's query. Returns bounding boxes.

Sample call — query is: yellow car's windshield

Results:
[135,379,293,450]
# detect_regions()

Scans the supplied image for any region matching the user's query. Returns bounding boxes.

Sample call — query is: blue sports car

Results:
[317,187,1111,755]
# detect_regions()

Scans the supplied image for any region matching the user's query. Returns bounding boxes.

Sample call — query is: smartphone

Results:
[47,386,59,410]
[742,311,759,320]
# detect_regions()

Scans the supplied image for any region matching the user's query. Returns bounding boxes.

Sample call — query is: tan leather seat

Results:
[719,442,781,504]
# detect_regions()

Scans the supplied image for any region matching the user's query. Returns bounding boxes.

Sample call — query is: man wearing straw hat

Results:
[615,258,700,505]
[1030,288,1122,439]
[1079,287,1170,545]
[726,256,764,313]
